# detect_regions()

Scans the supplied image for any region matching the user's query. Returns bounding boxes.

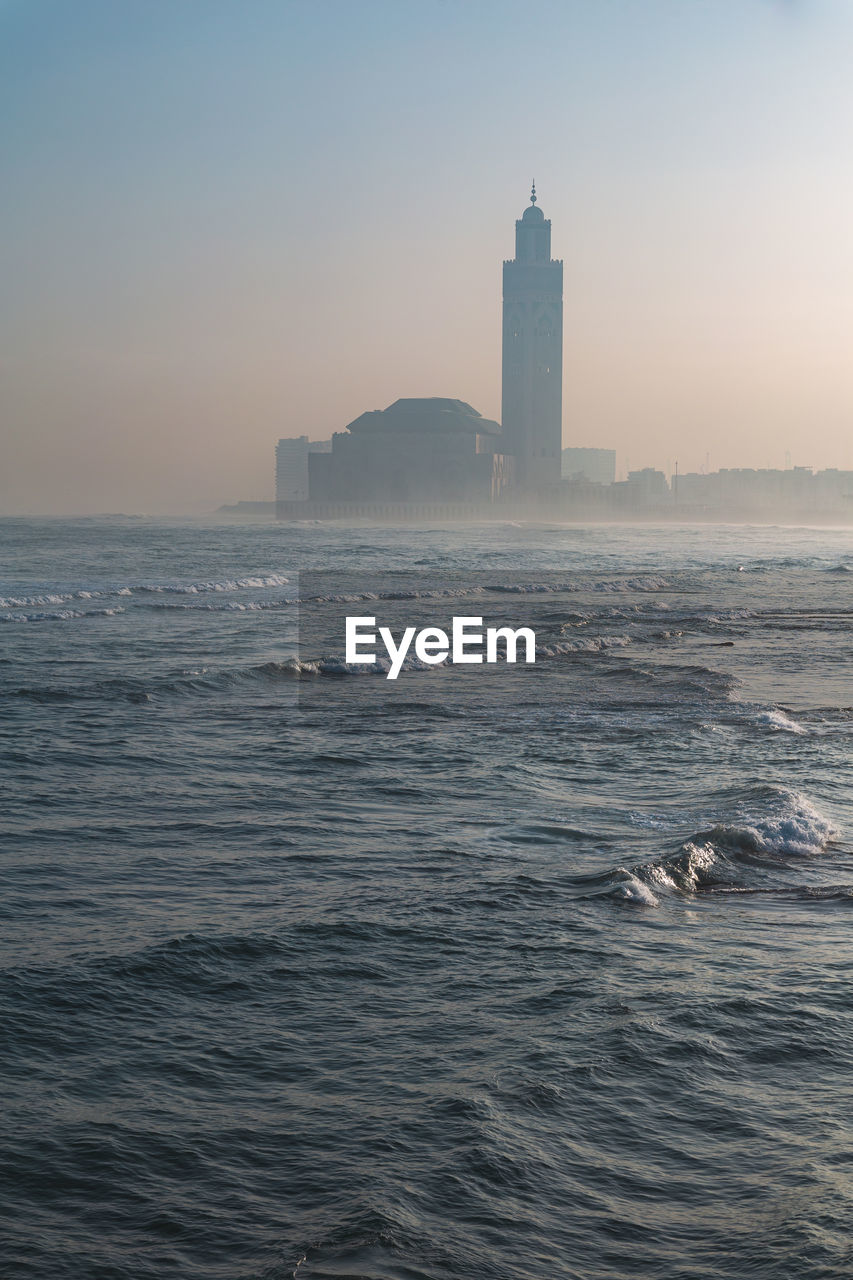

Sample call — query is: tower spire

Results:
[503,186,563,491]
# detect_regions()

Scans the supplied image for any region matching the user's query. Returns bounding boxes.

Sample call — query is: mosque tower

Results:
[501,183,563,490]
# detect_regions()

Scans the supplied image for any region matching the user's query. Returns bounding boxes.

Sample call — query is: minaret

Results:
[501,182,563,490]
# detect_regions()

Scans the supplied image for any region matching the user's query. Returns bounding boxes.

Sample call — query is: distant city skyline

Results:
[3,0,853,514]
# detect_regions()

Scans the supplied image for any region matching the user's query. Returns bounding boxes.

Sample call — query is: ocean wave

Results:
[1,587,127,607]
[2,572,296,614]
[708,884,853,901]
[541,635,632,655]
[297,585,488,605]
[0,593,73,608]
[300,576,674,606]
[0,606,125,624]
[704,609,756,623]
[6,678,149,704]
[2,655,401,702]
[605,874,660,905]
[593,791,839,905]
[289,1211,455,1280]
[158,660,305,692]
[0,573,690,618]
[490,575,672,595]
[749,708,807,735]
[614,662,738,700]
[99,931,293,984]
[699,801,836,859]
[159,655,414,692]
[133,573,291,595]
[145,599,284,612]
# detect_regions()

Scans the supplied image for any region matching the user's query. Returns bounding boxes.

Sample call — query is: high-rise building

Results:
[501,183,563,491]
[275,436,331,503]
[562,447,616,485]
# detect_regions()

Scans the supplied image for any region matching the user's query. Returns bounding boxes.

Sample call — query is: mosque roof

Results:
[345,398,502,436]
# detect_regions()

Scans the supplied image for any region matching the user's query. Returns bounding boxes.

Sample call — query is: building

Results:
[501,183,563,492]
[562,447,616,485]
[610,468,670,513]
[275,436,331,503]
[673,466,853,517]
[307,398,513,506]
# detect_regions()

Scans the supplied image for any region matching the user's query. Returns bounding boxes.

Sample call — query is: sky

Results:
[2,0,853,514]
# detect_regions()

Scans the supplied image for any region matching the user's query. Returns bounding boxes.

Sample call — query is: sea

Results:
[1,517,852,1280]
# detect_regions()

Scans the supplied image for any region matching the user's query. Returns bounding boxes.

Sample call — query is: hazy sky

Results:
[2,0,853,513]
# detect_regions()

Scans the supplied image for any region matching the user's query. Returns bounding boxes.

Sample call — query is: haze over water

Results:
[4,0,853,514]
[2,517,852,1278]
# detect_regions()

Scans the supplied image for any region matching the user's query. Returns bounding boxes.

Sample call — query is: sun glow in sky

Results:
[2,0,853,513]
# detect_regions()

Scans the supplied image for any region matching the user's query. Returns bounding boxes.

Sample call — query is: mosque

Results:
[500,182,563,490]
[276,186,564,517]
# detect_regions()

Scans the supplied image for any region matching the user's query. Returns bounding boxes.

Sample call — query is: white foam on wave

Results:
[496,575,671,595]
[608,875,659,905]
[136,573,291,595]
[301,586,486,604]
[542,635,631,656]
[254,654,428,679]
[624,575,670,592]
[300,577,672,607]
[752,708,807,735]
[607,792,839,906]
[0,593,72,608]
[666,841,720,889]
[628,841,722,896]
[714,791,837,858]
[226,574,290,590]
[150,600,274,612]
[1,609,84,623]
[0,605,125,624]
[704,609,756,623]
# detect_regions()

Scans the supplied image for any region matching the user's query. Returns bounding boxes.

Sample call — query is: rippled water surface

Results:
[1,518,852,1279]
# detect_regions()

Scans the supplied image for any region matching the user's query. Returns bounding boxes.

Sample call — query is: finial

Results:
[530,180,537,205]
